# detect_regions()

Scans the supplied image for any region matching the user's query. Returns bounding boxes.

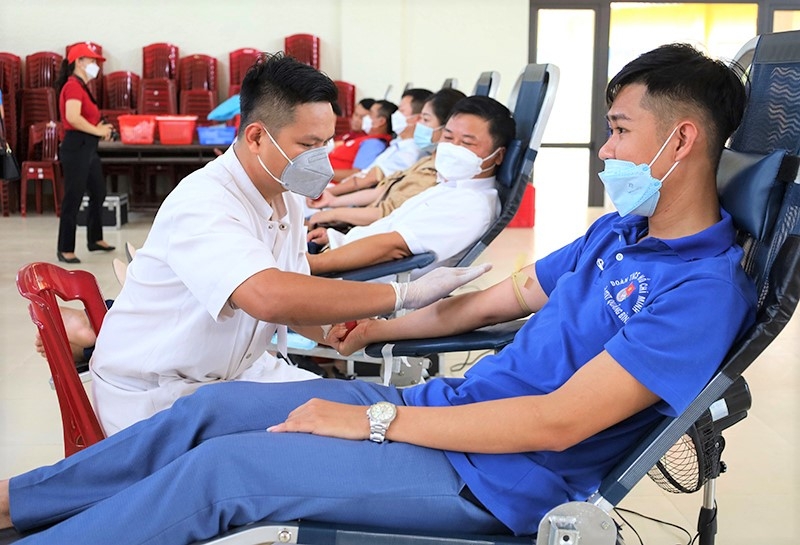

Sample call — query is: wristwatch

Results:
[366,401,397,443]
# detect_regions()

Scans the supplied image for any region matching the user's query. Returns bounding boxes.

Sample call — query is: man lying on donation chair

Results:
[306,95,514,277]
[321,88,434,198]
[306,89,466,229]
[328,99,396,182]
[0,43,755,545]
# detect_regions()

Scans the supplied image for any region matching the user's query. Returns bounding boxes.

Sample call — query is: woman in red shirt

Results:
[55,43,115,264]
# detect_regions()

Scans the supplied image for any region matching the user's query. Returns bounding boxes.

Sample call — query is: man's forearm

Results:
[308,232,410,275]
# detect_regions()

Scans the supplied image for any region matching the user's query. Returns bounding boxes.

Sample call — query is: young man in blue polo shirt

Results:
[0,43,755,544]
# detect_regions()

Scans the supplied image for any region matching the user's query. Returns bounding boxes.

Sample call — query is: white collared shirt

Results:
[91,146,318,435]
[369,137,427,177]
[328,174,500,278]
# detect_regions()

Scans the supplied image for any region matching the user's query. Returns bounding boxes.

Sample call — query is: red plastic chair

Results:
[138,78,177,115]
[103,70,140,111]
[334,80,356,138]
[142,42,179,80]
[16,262,108,456]
[179,89,215,125]
[24,51,63,89]
[20,121,63,216]
[178,54,218,95]
[0,52,22,152]
[19,87,58,127]
[229,48,261,86]
[284,34,320,69]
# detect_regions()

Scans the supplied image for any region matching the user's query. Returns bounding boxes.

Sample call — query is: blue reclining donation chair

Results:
[281,64,559,384]
[195,30,800,545]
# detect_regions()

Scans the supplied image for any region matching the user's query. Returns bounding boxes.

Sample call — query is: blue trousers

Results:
[10,380,508,545]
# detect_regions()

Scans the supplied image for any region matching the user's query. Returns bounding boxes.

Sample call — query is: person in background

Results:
[329,99,395,181]
[55,43,116,264]
[307,88,466,228]
[307,96,512,277]
[336,97,375,144]
[328,88,433,197]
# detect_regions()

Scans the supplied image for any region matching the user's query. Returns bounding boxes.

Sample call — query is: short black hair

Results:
[357,98,375,111]
[448,95,516,149]
[401,88,434,115]
[238,52,338,134]
[607,43,747,165]
[424,88,467,127]
[373,99,397,133]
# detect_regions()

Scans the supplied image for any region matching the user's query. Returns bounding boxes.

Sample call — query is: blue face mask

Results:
[598,126,680,217]
[413,123,440,152]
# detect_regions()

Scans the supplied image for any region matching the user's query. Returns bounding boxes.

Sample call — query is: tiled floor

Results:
[0,208,797,543]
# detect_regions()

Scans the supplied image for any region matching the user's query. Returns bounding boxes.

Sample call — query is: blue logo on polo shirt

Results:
[603,271,650,323]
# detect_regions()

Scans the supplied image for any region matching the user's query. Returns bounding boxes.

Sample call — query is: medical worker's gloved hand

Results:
[391,263,493,311]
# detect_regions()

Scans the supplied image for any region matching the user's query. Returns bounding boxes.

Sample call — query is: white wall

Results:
[2,0,529,105]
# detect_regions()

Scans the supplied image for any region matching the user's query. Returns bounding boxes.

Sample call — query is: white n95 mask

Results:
[391,110,408,134]
[434,142,499,182]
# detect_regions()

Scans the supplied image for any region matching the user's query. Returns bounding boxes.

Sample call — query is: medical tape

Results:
[511,270,533,315]
[381,343,396,386]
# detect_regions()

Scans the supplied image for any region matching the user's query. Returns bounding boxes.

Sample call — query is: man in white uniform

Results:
[90,54,490,434]
[306,96,514,278]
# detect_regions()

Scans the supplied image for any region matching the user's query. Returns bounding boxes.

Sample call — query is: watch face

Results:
[369,402,397,422]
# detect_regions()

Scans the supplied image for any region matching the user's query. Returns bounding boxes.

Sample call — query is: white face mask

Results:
[84,61,100,80]
[391,110,408,134]
[361,116,373,133]
[434,142,500,182]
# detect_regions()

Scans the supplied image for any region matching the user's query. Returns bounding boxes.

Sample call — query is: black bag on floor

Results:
[1,142,20,181]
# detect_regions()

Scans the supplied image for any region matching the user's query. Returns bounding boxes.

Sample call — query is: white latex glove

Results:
[392,263,493,311]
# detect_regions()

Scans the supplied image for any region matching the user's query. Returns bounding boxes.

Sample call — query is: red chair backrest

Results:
[20,87,58,127]
[138,78,177,115]
[0,52,22,93]
[16,262,108,456]
[179,89,215,122]
[26,121,62,161]
[143,42,179,80]
[104,71,141,111]
[229,48,261,86]
[284,34,320,69]
[334,80,356,118]
[178,54,218,95]
[25,51,63,89]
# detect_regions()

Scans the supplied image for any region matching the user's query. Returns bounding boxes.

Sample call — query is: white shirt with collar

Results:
[91,145,319,435]
[327,174,500,278]
[369,137,427,177]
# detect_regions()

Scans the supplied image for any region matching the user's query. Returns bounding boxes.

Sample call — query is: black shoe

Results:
[88,242,116,252]
[57,251,81,264]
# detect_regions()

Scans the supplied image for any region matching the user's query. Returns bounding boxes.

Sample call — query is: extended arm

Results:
[230,263,492,327]
[339,263,546,350]
[306,232,411,275]
[308,206,383,228]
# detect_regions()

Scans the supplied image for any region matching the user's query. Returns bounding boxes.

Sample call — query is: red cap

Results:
[67,43,105,64]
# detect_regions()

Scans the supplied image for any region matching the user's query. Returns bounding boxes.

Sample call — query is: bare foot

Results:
[63,307,97,348]
[0,480,11,530]
[33,306,97,362]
